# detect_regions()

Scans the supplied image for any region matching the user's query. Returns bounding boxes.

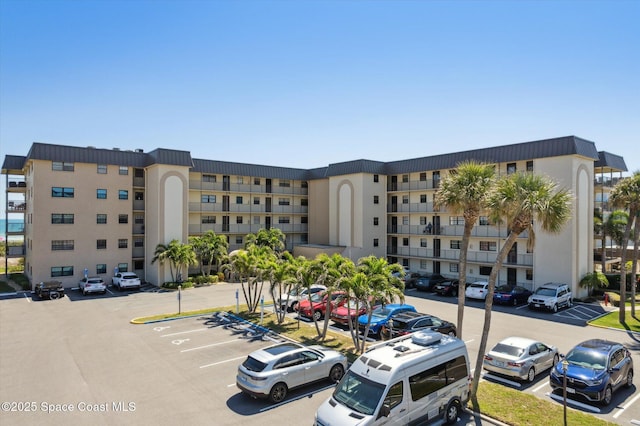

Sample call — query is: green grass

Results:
[0,280,16,292]
[589,310,640,333]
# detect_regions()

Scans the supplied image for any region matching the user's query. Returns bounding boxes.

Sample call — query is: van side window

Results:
[383,381,403,410]
[409,356,468,401]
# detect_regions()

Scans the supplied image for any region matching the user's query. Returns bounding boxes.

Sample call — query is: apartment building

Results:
[2,136,627,297]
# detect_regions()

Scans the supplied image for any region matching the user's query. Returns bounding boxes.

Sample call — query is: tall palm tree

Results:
[174,242,197,282]
[630,216,640,316]
[610,171,640,323]
[594,208,606,272]
[246,228,286,253]
[295,255,327,336]
[151,239,183,283]
[190,230,229,276]
[267,251,297,324]
[434,161,495,339]
[316,253,356,340]
[469,172,572,408]
[579,271,609,297]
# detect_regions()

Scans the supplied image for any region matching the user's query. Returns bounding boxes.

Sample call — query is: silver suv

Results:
[527,282,572,312]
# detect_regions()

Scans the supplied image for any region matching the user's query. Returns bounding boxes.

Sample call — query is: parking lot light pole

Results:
[562,359,568,426]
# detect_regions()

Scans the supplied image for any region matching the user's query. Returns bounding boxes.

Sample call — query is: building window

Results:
[420,238,427,248]
[450,240,462,249]
[134,214,144,224]
[526,269,533,280]
[403,238,409,246]
[479,266,492,276]
[53,187,74,198]
[432,171,441,188]
[480,241,497,251]
[301,198,308,206]
[118,239,128,248]
[119,214,128,224]
[373,174,379,183]
[402,195,409,204]
[279,216,290,224]
[203,174,217,182]
[279,180,290,187]
[51,266,74,277]
[420,260,428,269]
[373,196,379,204]
[134,260,144,269]
[97,239,107,249]
[420,194,427,203]
[449,216,464,226]
[507,163,517,174]
[419,216,426,226]
[278,198,290,206]
[119,166,128,175]
[373,217,379,226]
[236,216,243,224]
[134,168,144,178]
[119,190,128,200]
[253,177,260,185]
[52,213,74,224]
[118,263,128,273]
[97,189,107,199]
[52,161,74,171]
[253,197,260,205]
[479,216,490,225]
[135,192,144,200]
[202,216,216,224]
[301,216,308,224]
[236,196,243,204]
[450,263,459,273]
[97,214,107,224]
[237,176,244,184]
[97,164,107,174]
[51,240,74,251]
[134,238,144,247]
[402,174,409,183]
[402,216,409,225]
[253,216,260,225]
[373,238,379,247]
[419,172,427,182]
[526,160,534,172]
[96,264,107,274]
[202,195,216,203]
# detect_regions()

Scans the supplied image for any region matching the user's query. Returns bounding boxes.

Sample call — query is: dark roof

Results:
[324,159,387,177]
[595,151,627,172]
[1,155,27,173]
[192,158,309,180]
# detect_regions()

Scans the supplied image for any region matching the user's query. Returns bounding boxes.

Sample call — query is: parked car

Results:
[433,279,462,297]
[357,303,417,337]
[528,282,572,312]
[278,285,326,312]
[112,272,141,291]
[465,281,490,300]
[549,339,633,405]
[34,281,65,300]
[78,276,106,295]
[403,272,423,289]
[414,273,447,292]
[330,297,373,327]
[483,336,559,382]
[236,341,347,403]
[380,311,456,340]
[297,291,347,322]
[493,285,533,306]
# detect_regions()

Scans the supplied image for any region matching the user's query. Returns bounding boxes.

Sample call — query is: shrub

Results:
[10,273,31,291]
[161,281,194,290]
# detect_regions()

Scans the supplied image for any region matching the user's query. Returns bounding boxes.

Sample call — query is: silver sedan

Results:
[483,336,559,383]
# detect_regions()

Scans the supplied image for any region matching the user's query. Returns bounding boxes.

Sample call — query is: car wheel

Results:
[312,310,322,322]
[290,302,298,312]
[329,364,345,382]
[602,385,613,405]
[526,367,536,383]
[512,297,519,306]
[567,298,572,308]
[452,289,458,297]
[553,353,560,366]
[82,289,87,296]
[448,330,456,337]
[444,400,460,425]
[552,304,558,313]
[269,382,288,403]
[49,291,60,300]
[625,370,634,388]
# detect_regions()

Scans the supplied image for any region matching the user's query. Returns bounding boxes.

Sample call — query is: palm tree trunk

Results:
[619,210,635,323]
[457,219,474,339]
[631,214,639,317]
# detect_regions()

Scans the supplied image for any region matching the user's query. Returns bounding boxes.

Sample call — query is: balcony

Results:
[7,201,27,212]
[6,180,26,192]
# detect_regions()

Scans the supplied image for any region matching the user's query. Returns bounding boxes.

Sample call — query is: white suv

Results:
[527,283,572,312]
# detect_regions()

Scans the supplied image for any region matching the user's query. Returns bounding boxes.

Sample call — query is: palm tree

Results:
[316,253,356,340]
[225,245,273,313]
[246,228,286,253]
[630,216,640,316]
[190,231,229,276]
[469,172,572,408]
[435,161,495,339]
[151,240,183,283]
[295,256,326,336]
[579,271,609,297]
[604,210,629,257]
[609,171,640,323]
[174,242,197,282]
[594,208,606,272]
[266,252,296,324]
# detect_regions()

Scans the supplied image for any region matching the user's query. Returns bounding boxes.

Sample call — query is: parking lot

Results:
[1,282,639,425]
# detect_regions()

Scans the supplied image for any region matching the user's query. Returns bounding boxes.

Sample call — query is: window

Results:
[278,217,290,224]
[119,214,128,224]
[279,180,290,187]
[52,213,74,224]
[479,266,492,276]
[235,236,243,244]
[119,166,128,175]
[96,264,107,274]
[301,198,308,206]
[526,160,534,172]
[119,190,128,200]
[97,189,107,199]
[373,238,379,247]
[383,381,404,411]
[135,192,144,200]
[403,238,409,246]
[236,216,243,224]
[253,197,260,205]
[526,269,533,281]
[480,241,497,251]
[420,216,427,225]
[51,266,73,277]
[373,217,379,226]
[51,240,74,250]
[134,168,144,178]
[420,172,427,181]
[432,171,441,188]
[420,260,428,269]
[373,196,379,204]
[237,176,244,184]
[97,214,107,224]
[301,216,308,224]
[402,195,409,204]
[449,216,464,226]
[52,187,74,198]
[134,238,144,247]
[236,196,243,204]
[202,216,216,224]
[97,239,107,249]
[253,177,260,185]
[134,214,144,224]
[97,164,107,174]
[203,174,217,182]
[402,216,409,225]
[201,195,216,203]
[118,239,128,248]
[278,198,290,206]
[450,240,462,249]
[409,356,468,401]
[52,161,74,171]
[479,216,490,226]
[253,216,260,225]
[118,263,128,273]
[402,174,409,183]
[507,163,516,174]
[420,194,427,203]
[373,174,379,183]
[450,263,459,273]
[420,238,427,248]
[134,260,144,270]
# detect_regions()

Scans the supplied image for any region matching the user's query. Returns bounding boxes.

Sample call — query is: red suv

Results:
[297,291,347,322]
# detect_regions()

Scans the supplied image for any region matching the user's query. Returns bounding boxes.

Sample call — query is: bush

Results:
[9,273,31,291]
[161,281,194,290]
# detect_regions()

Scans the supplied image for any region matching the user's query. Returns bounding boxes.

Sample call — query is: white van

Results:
[315,330,470,426]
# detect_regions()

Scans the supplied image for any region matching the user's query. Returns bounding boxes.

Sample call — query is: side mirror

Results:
[378,404,391,418]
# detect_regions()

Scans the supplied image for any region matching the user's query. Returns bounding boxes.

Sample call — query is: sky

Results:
[1,0,639,217]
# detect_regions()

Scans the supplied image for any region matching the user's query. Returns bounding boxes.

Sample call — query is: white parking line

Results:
[482,373,522,388]
[613,389,640,419]
[532,382,547,393]
[574,305,602,315]
[547,392,600,413]
[181,339,239,353]
[200,355,246,369]
[161,328,208,338]
[24,293,31,303]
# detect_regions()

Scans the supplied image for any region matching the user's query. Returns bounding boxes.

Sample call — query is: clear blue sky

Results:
[1,0,638,214]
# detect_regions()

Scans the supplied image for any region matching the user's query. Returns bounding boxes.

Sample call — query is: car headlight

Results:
[586,377,604,386]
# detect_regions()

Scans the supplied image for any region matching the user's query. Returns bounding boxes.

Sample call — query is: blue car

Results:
[493,285,533,306]
[357,303,416,338]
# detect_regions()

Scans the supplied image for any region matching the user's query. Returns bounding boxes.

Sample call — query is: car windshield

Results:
[372,307,393,317]
[492,343,525,357]
[565,348,607,370]
[309,292,325,302]
[534,288,556,296]
[333,370,386,415]
[241,356,267,372]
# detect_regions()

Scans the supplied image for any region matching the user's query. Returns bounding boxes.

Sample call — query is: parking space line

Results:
[482,373,522,388]
[24,293,31,303]
[200,355,246,369]
[161,328,208,338]
[574,305,602,315]
[181,339,239,353]
[547,392,600,413]
[531,382,547,393]
[613,389,640,419]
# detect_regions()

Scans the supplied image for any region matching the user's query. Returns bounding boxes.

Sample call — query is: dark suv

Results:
[380,311,456,340]
[34,281,65,300]
[549,339,633,405]
[414,273,447,292]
